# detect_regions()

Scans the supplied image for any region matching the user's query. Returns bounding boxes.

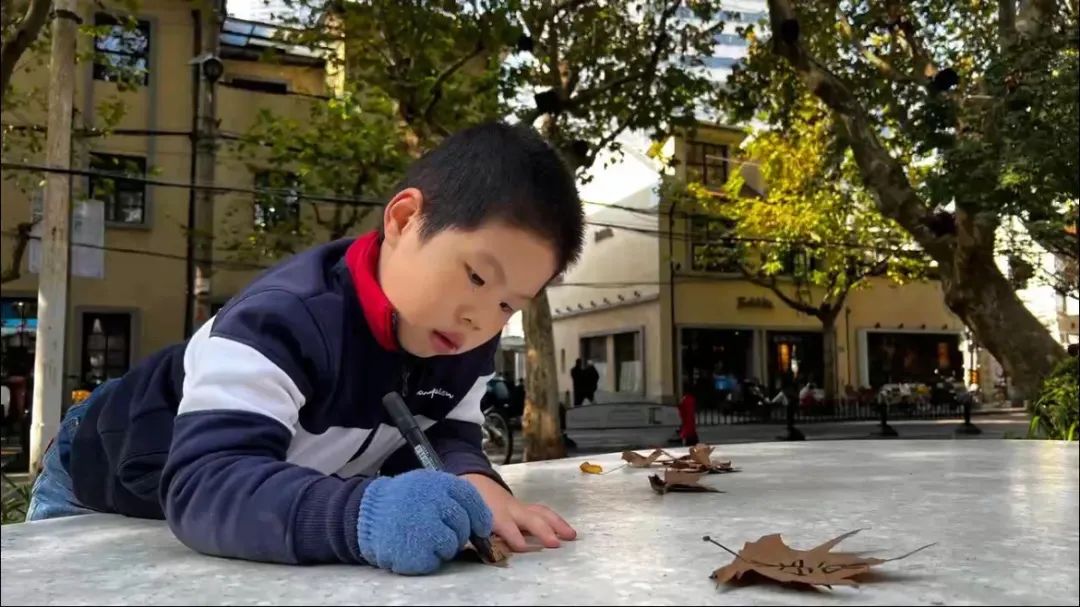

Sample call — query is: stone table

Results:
[2,440,1077,605]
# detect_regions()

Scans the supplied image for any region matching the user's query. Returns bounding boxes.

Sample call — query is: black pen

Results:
[381,391,497,562]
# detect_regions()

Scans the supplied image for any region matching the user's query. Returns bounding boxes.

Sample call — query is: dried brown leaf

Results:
[705,530,934,588]
[460,536,514,567]
[621,448,671,468]
[664,444,736,474]
[648,469,721,494]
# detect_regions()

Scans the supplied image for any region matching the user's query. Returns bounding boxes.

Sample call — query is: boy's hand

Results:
[357,470,492,575]
[463,474,577,551]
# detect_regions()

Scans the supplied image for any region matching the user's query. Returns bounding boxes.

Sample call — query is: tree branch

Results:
[554,0,592,13]
[421,40,485,122]
[766,0,951,263]
[883,0,935,78]
[1,0,51,100]
[999,0,1017,47]
[739,262,821,317]
[0,221,35,284]
[564,0,679,113]
[837,13,918,84]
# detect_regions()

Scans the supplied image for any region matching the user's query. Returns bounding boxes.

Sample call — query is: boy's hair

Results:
[395,121,585,274]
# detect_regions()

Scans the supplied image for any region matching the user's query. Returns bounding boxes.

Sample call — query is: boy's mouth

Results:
[430,330,463,355]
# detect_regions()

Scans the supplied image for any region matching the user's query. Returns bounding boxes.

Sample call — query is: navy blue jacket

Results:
[69,231,503,564]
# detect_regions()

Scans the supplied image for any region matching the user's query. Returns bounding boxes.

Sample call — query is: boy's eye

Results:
[468,268,485,287]
[500,303,514,314]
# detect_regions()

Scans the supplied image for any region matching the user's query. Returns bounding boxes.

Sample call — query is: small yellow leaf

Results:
[579,461,603,474]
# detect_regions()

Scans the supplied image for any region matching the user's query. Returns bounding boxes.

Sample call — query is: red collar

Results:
[344,231,398,351]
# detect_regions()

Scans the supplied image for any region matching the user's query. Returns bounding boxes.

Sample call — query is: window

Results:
[690,216,739,273]
[81,312,131,386]
[780,248,820,276]
[89,153,147,225]
[580,335,608,391]
[684,141,729,189]
[866,332,962,388]
[93,14,150,86]
[253,170,300,230]
[680,328,754,406]
[227,77,289,94]
[613,332,642,393]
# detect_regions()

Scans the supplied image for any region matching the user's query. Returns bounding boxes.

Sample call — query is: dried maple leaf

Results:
[664,444,735,474]
[621,449,671,468]
[704,530,934,588]
[689,443,715,466]
[648,469,721,494]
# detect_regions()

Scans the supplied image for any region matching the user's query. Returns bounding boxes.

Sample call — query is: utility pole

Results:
[187,1,223,334]
[29,0,78,478]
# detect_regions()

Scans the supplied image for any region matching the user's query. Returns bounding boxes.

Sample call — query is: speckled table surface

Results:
[3,440,1078,606]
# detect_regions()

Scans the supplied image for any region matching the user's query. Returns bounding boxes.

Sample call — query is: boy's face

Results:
[379,189,558,358]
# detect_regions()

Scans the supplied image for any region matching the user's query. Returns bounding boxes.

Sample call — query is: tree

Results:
[723,0,1077,397]
[1,0,51,99]
[676,101,926,400]
[2,2,139,283]
[507,0,726,460]
[222,0,512,260]
[224,91,409,260]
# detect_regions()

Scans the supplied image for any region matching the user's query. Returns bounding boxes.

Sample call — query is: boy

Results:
[26,122,584,575]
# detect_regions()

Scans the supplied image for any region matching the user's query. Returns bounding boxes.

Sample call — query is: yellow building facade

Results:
[551,125,968,405]
[1,0,334,391]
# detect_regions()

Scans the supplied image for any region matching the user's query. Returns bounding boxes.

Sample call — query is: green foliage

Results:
[2,1,141,193]
[223,0,511,260]
[507,0,726,169]
[1027,356,1079,441]
[667,97,926,319]
[723,0,1079,263]
[1,473,30,525]
[227,90,409,258]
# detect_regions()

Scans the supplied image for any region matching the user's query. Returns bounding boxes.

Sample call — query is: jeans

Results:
[25,383,113,521]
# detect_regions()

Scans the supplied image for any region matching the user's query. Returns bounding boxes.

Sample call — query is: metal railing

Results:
[696,397,971,426]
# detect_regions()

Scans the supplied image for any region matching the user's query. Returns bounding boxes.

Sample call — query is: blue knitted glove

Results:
[357,469,493,575]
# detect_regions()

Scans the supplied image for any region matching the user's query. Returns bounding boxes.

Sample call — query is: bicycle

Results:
[481,407,513,466]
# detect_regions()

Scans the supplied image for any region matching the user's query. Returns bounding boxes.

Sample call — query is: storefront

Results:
[764,330,824,393]
[1,297,37,380]
[860,329,964,388]
[679,327,755,407]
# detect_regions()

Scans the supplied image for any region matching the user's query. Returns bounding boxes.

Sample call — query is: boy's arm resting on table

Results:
[160,291,369,565]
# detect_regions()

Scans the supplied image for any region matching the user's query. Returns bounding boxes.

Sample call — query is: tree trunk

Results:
[820,310,840,402]
[521,288,565,461]
[940,241,1064,400]
[0,221,34,284]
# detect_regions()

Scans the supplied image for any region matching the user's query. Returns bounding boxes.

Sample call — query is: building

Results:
[550,125,969,405]
[1,0,334,394]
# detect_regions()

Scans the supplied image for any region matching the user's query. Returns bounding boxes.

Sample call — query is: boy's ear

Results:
[382,188,424,246]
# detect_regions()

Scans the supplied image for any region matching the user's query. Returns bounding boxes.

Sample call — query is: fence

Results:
[696,397,971,426]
